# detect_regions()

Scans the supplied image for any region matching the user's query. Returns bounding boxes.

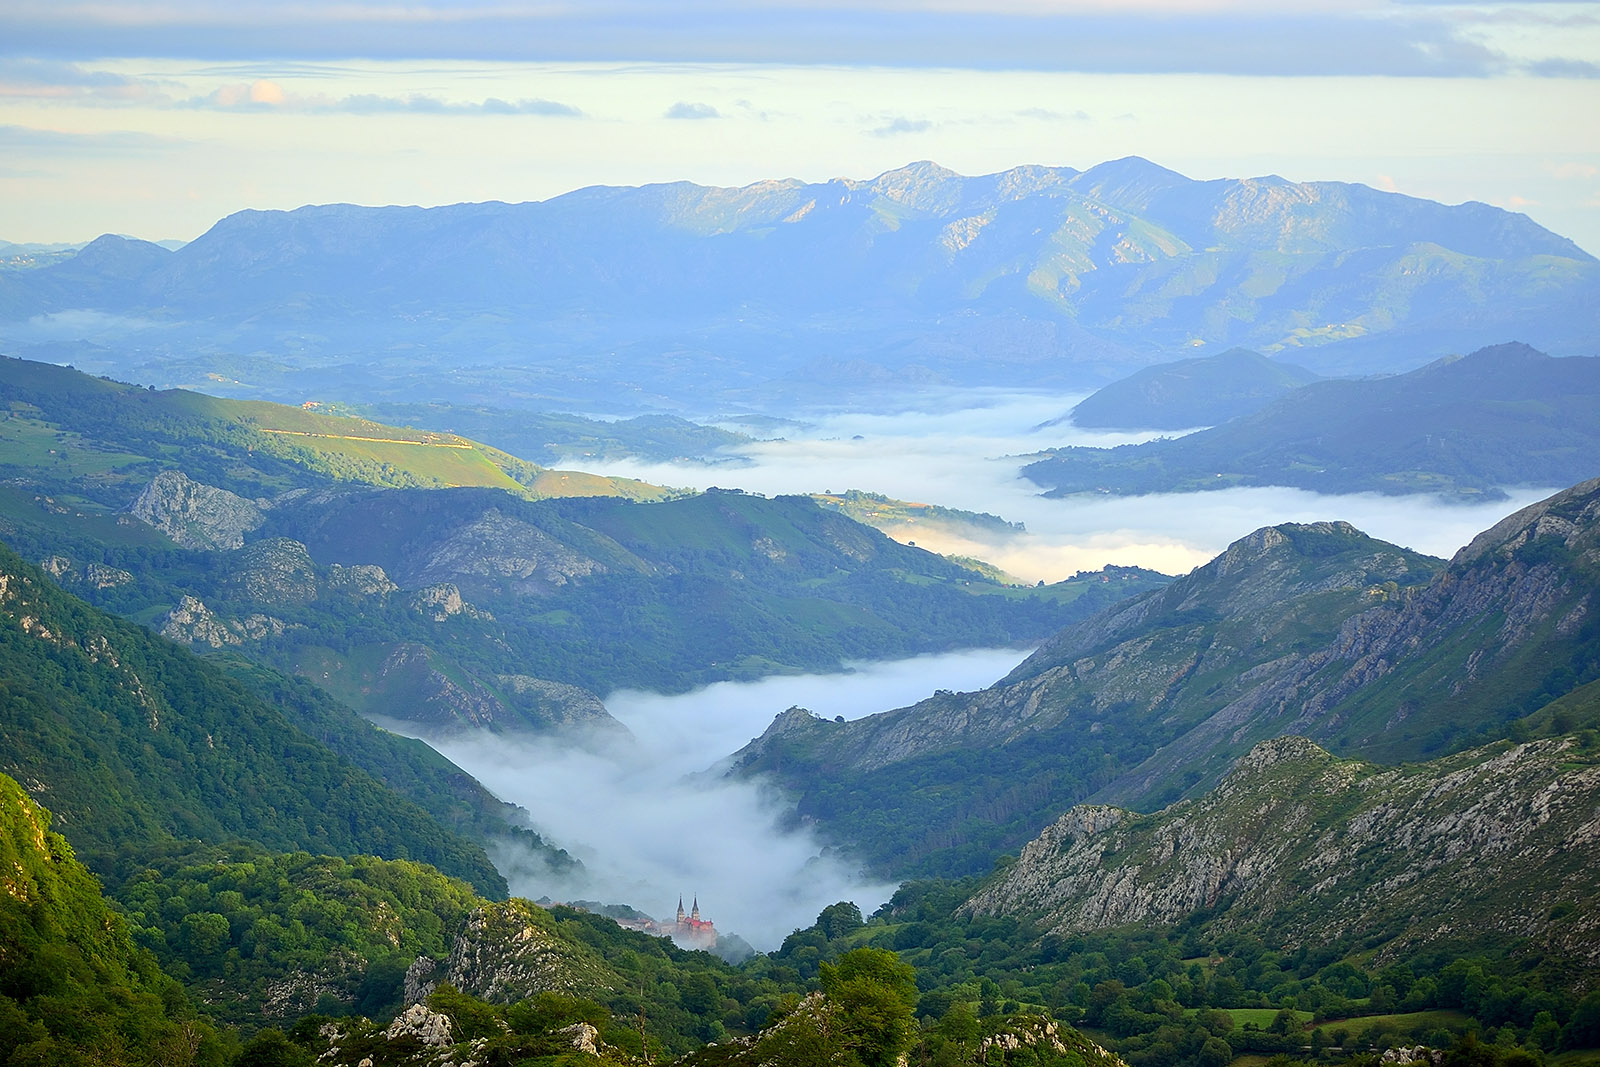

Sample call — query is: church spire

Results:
[677,896,685,923]
[691,896,700,922]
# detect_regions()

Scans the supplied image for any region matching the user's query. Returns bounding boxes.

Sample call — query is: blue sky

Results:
[1,0,1597,250]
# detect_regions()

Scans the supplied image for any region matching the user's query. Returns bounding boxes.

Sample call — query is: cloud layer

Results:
[3,2,1595,78]
[559,390,1558,582]
[413,648,1029,949]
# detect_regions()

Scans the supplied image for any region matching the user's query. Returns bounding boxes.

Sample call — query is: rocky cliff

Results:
[128,469,267,550]
[966,733,1600,963]
[404,899,616,1005]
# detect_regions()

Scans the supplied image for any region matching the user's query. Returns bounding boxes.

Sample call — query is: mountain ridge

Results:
[1025,342,1600,498]
[965,732,1600,966]
[729,475,1600,877]
[5,159,1594,409]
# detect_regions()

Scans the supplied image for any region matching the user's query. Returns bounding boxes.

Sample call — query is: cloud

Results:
[397,651,1038,948]
[553,389,1558,583]
[664,100,720,119]
[1550,162,1599,181]
[0,4,1539,78]
[869,116,932,136]
[0,123,181,155]
[191,80,584,115]
[1525,57,1600,77]
[0,58,168,103]
[1016,107,1091,121]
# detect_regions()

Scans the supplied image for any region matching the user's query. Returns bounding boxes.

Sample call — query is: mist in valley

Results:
[408,392,1555,951]
[413,648,1030,951]
[561,390,1557,581]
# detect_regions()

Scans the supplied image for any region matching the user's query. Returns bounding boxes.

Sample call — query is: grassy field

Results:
[1312,1009,1474,1036]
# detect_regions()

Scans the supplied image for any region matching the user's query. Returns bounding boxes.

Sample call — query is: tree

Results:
[819,947,920,1067]
[817,901,866,940]
[234,1029,311,1067]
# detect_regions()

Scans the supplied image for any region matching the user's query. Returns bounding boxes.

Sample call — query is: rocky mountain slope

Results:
[1025,343,1600,498]
[965,732,1600,965]
[734,475,1600,877]
[3,159,1593,409]
[732,520,1440,875]
[0,356,1160,733]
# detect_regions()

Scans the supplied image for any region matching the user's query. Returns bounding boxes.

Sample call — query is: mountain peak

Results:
[863,160,968,212]
[1213,520,1365,573]
[1455,473,1600,568]
[1070,156,1193,208]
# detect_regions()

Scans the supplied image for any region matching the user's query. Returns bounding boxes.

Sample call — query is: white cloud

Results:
[557,390,1558,582]
[405,648,1028,948]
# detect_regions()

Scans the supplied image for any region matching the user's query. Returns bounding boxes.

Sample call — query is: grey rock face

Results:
[129,470,266,550]
[219,537,319,606]
[967,736,1600,961]
[326,562,398,598]
[411,583,491,622]
[159,595,290,648]
[434,900,610,1005]
[384,1002,454,1046]
[409,508,606,592]
[402,955,440,1005]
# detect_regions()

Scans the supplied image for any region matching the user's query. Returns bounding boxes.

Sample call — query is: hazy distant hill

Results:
[1065,348,1320,430]
[2,158,1593,409]
[1025,342,1600,498]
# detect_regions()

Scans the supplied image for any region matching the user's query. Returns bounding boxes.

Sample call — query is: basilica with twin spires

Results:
[668,896,717,950]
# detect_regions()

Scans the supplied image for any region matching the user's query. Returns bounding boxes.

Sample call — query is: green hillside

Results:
[0,542,519,894]
[0,354,675,507]
[0,772,232,1065]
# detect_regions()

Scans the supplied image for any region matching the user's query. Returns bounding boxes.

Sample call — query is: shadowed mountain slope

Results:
[1065,348,1320,430]
[732,476,1600,877]
[1025,343,1600,498]
[0,542,534,895]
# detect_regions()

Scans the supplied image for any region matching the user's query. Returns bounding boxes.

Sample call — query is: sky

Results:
[1,1,1598,252]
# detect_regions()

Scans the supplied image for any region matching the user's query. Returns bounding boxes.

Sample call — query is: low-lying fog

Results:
[418,648,1030,952]
[563,390,1556,581]
[441,391,1555,951]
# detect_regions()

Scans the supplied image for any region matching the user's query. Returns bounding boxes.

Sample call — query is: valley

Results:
[2,155,1599,1067]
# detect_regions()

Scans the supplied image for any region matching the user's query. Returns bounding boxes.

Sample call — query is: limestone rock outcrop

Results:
[966,735,1600,961]
[129,470,266,550]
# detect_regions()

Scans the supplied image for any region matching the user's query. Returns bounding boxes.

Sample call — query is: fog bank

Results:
[417,647,1031,950]
[560,391,1556,581]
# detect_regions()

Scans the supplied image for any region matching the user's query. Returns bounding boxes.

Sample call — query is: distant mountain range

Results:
[1026,342,1600,498]
[2,158,1594,410]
